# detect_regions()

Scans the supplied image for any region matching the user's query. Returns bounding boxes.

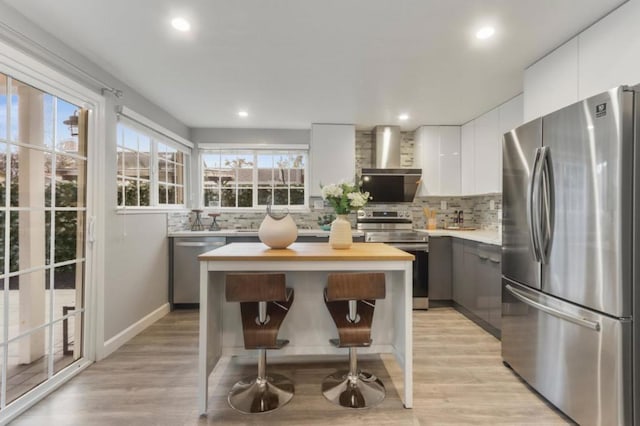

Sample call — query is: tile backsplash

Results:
[167,193,502,233]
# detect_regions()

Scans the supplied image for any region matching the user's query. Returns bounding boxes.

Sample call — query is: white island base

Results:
[197,242,414,414]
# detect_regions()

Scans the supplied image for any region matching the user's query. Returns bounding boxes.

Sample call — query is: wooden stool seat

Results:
[322,272,387,409]
[225,273,294,414]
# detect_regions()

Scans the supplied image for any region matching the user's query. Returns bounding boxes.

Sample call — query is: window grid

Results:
[201,149,307,209]
[116,123,188,208]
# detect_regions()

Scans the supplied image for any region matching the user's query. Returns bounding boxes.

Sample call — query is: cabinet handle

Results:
[478,254,489,260]
[489,258,501,264]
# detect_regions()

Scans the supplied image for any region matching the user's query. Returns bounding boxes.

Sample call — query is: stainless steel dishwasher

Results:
[171,237,226,307]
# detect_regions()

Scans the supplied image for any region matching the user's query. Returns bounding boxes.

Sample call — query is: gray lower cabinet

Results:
[451,238,501,337]
[452,238,465,304]
[428,237,452,301]
[452,239,476,313]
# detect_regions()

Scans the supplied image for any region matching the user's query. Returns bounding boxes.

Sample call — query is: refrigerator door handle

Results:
[527,147,543,262]
[505,284,601,331]
[539,147,555,264]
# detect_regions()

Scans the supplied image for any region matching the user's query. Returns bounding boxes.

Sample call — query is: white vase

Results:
[329,214,353,249]
[258,213,298,249]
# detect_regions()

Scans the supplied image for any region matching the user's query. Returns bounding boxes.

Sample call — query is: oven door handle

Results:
[388,243,430,252]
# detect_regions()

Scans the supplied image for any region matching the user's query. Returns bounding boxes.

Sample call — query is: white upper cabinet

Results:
[473,108,500,194]
[460,121,475,194]
[578,0,640,100]
[414,125,460,196]
[457,95,522,196]
[523,37,579,122]
[498,94,524,135]
[414,126,440,196]
[439,126,461,195]
[309,124,355,197]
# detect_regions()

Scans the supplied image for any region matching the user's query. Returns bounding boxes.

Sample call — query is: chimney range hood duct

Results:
[374,125,401,168]
[360,126,422,203]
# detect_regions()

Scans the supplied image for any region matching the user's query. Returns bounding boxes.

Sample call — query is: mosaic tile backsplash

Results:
[167,193,502,233]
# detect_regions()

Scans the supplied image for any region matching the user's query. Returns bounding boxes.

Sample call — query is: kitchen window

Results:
[116,119,189,209]
[201,148,307,209]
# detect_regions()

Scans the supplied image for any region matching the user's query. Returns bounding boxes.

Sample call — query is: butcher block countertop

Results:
[199,242,415,262]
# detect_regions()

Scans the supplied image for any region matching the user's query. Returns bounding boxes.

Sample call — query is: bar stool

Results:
[225,273,295,414]
[322,272,386,408]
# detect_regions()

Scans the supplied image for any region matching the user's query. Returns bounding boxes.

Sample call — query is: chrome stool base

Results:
[321,370,385,408]
[228,373,294,414]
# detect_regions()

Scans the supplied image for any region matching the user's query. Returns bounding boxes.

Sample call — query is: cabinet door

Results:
[462,242,478,315]
[309,124,355,196]
[487,246,502,331]
[578,2,640,100]
[428,237,452,300]
[499,95,524,135]
[523,37,579,121]
[474,109,500,194]
[452,238,465,303]
[474,244,502,330]
[460,122,475,194]
[414,126,440,196]
[439,126,461,195]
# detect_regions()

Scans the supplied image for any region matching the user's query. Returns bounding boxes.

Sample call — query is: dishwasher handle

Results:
[175,241,225,248]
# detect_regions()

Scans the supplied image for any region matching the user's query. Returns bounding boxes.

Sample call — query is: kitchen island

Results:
[197,242,414,414]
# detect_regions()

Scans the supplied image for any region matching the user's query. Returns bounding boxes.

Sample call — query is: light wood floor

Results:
[11,307,573,425]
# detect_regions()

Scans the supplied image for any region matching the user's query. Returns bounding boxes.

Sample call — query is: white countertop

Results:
[414,229,501,246]
[169,229,365,238]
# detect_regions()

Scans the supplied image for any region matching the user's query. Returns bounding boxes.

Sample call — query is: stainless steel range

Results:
[357,209,429,309]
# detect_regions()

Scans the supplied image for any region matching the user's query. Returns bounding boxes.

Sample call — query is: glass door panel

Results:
[0,71,88,413]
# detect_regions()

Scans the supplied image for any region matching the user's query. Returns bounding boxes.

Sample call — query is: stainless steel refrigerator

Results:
[502,85,639,426]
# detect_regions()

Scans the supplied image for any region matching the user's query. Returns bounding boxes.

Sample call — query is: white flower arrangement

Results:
[320,181,370,215]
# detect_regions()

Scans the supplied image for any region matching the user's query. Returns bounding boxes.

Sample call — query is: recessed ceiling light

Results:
[398,114,409,121]
[476,26,495,40]
[171,17,191,32]
[238,111,249,117]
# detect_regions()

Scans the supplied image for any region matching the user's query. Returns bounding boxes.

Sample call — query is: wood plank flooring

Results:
[11,307,573,425]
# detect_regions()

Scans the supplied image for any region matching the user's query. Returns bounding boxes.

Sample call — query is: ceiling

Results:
[3,0,627,130]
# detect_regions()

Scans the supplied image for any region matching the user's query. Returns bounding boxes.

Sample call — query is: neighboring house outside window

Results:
[201,149,307,209]
[116,121,189,208]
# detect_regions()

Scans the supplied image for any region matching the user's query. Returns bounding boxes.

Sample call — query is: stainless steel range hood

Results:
[374,125,402,168]
[360,126,422,203]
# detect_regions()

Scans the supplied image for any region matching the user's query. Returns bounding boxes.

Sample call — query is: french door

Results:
[0,71,88,409]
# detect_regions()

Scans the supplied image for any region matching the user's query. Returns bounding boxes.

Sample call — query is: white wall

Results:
[0,3,189,357]
[524,0,640,120]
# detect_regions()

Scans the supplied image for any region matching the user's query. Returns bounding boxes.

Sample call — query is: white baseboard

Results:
[99,303,170,360]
